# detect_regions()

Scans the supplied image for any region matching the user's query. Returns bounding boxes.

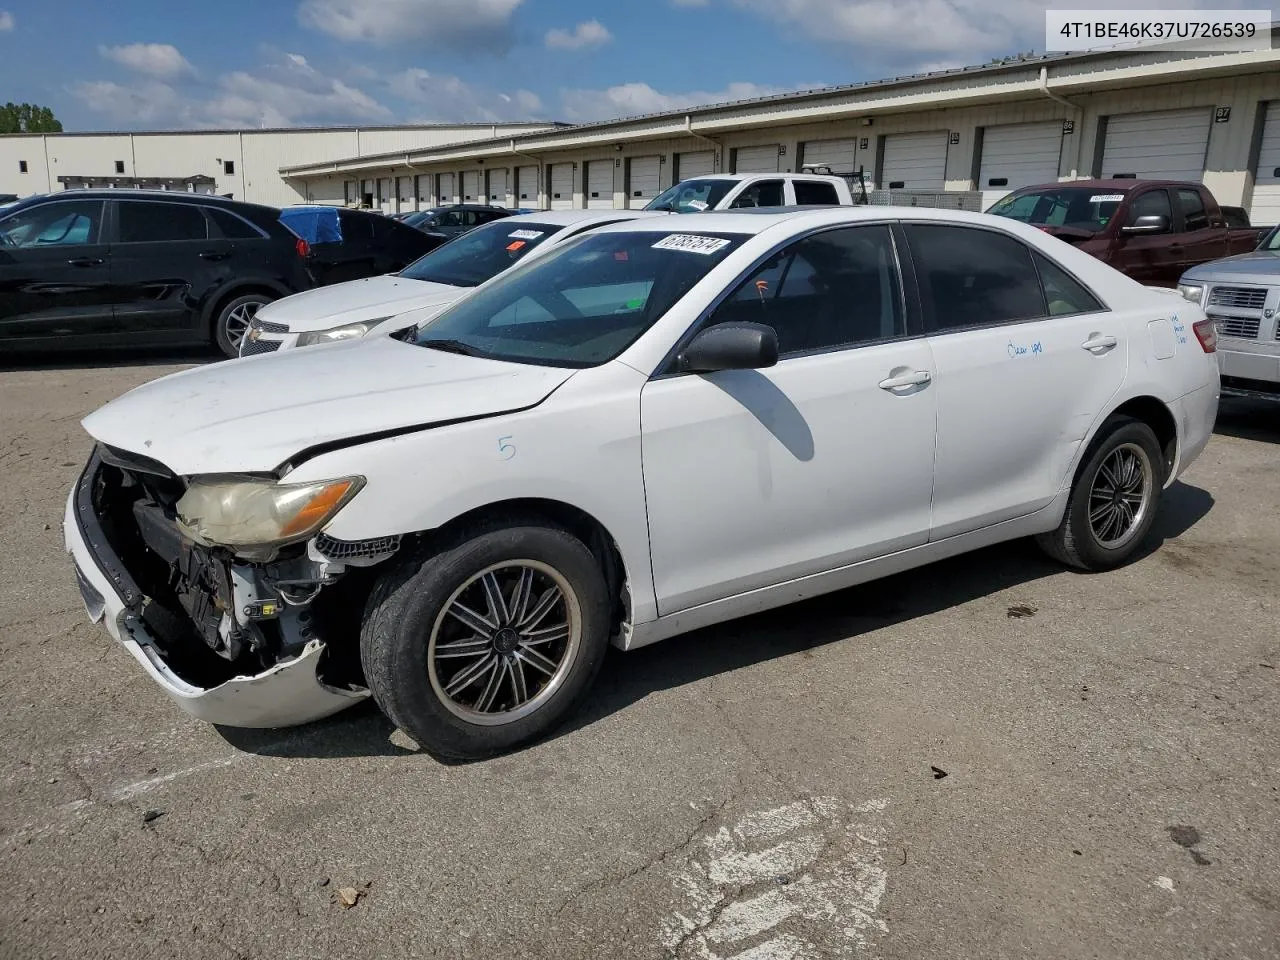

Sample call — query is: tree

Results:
[0,102,63,133]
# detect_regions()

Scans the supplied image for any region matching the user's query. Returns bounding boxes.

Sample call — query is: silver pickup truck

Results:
[1179,225,1280,400]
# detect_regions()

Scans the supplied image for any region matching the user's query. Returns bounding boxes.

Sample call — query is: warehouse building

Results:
[0,122,560,208]
[3,33,1280,222]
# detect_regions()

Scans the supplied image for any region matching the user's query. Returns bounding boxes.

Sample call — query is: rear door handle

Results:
[1082,334,1118,352]
[878,370,932,390]
[66,257,104,267]
[198,251,231,261]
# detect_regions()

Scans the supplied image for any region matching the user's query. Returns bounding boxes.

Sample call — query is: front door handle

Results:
[1081,334,1118,352]
[198,251,231,261]
[66,257,104,267]
[878,370,932,390]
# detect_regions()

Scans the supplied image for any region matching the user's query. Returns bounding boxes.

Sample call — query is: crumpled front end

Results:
[64,446,383,727]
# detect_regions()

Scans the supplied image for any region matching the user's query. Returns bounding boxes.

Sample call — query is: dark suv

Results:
[0,191,314,358]
[404,204,514,239]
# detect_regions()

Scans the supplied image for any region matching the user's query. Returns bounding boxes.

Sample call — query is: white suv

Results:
[68,207,1220,759]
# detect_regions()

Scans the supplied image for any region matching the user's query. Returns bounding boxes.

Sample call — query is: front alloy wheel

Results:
[428,561,581,725]
[361,520,611,760]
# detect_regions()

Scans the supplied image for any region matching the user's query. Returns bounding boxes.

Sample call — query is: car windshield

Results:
[986,187,1128,234]
[645,179,736,214]
[411,229,745,367]
[399,220,566,287]
[1259,225,1280,251]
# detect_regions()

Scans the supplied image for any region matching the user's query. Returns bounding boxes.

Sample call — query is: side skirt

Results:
[620,493,1067,652]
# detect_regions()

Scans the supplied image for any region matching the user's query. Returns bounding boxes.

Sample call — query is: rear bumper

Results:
[1169,381,1219,482]
[63,462,367,728]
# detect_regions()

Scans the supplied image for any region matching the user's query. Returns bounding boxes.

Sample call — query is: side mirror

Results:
[1122,214,1169,235]
[678,322,779,373]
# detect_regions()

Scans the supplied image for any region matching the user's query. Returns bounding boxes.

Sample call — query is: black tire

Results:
[360,520,612,760]
[1036,416,1166,571]
[213,292,274,358]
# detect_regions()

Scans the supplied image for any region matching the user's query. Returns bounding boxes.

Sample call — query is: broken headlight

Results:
[295,316,393,347]
[176,476,364,554]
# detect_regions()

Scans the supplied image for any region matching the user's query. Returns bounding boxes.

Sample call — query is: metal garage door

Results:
[487,167,509,206]
[377,177,393,214]
[586,160,615,209]
[978,121,1064,208]
[676,150,714,180]
[800,138,857,175]
[881,132,948,190]
[1251,101,1280,226]
[735,144,780,173]
[437,172,455,204]
[628,156,661,208]
[549,163,574,209]
[1101,108,1211,181]
[461,170,482,202]
[516,165,539,205]
[396,176,412,212]
[414,175,429,209]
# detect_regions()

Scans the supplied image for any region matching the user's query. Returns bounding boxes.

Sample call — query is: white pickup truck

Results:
[644,173,857,213]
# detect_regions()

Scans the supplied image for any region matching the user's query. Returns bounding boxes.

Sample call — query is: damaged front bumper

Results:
[64,455,369,728]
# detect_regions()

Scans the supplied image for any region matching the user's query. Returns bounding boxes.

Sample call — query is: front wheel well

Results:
[203,284,283,338]
[1109,396,1177,473]
[410,499,632,640]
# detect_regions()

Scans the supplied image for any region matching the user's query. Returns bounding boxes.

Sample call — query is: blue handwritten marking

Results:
[498,436,516,461]
[1007,340,1043,358]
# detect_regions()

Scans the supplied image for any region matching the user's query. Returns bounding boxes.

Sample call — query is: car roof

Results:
[1015,178,1200,192]
[585,205,1051,236]
[12,190,281,216]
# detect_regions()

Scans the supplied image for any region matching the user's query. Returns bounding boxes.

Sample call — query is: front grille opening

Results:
[1212,316,1262,339]
[1207,286,1267,311]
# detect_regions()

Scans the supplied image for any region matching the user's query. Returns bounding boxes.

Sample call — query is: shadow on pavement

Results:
[220,480,1213,763]
[1214,396,1280,444]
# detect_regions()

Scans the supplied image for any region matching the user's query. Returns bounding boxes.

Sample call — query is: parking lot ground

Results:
[1,359,1277,960]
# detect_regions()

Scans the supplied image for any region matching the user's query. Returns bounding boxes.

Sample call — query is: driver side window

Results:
[1127,189,1172,229]
[0,200,104,248]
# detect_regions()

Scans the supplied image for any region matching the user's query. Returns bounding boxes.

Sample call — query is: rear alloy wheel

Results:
[1037,416,1166,571]
[214,293,273,358]
[360,521,611,760]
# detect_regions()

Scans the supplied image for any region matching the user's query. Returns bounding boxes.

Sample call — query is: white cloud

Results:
[0,10,13,31]
[545,19,613,50]
[71,50,391,128]
[99,43,194,78]
[388,67,544,122]
[298,0,524,49]
[559,81,802,122]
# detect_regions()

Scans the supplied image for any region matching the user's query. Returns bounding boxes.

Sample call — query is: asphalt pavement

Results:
[1,355,1277,960]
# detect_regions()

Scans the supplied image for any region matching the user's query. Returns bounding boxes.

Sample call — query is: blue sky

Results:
[0,1,1243,131]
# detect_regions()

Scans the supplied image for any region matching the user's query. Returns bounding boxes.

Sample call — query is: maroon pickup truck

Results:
[987,179,1261,287]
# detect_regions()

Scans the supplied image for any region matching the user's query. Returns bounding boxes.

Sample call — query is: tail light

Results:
[1192,318,1217,353]
[295,237,310,258]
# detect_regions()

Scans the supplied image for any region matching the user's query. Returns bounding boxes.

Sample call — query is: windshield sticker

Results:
[652,234,731,255]
[508,229,544,240]
[1089,194,1125,203]
[685,199,710,211]
[506,240,527,252]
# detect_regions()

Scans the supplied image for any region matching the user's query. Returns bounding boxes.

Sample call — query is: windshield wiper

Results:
[419,338,484,357]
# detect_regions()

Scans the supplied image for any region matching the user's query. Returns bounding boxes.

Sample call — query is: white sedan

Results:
[240,209,661,355]
[66,207,1220,759]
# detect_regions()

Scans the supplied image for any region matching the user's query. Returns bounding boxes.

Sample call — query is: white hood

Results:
[256,274,467,334]
[82,337,576,475]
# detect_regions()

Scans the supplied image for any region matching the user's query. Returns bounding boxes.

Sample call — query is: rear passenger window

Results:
[903,224,1046,331]
[207,208,263,239]
[1177,189,1209,231]
[793,181,840,205]
[116,202,208,243]
[1032,251,1104,316]
[708,224,904,356]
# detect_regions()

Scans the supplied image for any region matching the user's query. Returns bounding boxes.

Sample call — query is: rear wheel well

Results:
[413,499,631,640]
[204,284,282,339]
[1110,396,1177,472]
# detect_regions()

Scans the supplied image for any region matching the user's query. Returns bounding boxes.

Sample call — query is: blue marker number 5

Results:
[498,436,516,461]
